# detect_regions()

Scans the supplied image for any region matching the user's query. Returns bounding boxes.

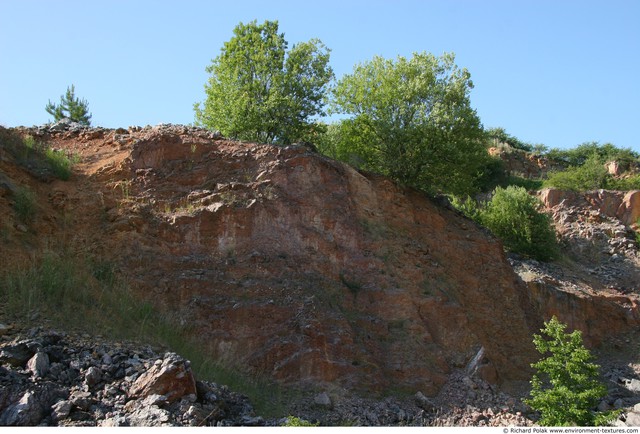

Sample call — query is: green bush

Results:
[525,317,617,426]
[449,195,481,221]
[503,176,544,191]
[607,174,640,191]
[546,142,639,167]
[479,186,558,261]
[544,154,640,192]
[544,155,609,191]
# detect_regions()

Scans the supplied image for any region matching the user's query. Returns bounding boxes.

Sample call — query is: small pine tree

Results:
[525,316,616,426]
[45,84,92,126]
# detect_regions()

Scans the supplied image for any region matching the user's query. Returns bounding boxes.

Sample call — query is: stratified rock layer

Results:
[2,123,635,398]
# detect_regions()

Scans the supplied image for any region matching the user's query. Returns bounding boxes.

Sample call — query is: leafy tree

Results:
[525,316,616,426]
[330,52,489,196]
[195,20,334,145]
[479,186,558,261]
[45,84,92,125]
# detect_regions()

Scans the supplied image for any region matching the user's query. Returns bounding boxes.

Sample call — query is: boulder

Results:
[27,352,49,378]
[617,190,640,226]
[0,391,44,426]
[0,341,36,367]
[84,366,103,387]
[128,353,196,403]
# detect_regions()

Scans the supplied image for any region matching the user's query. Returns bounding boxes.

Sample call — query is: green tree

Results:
[479,186,558,261]
[45,84,92,125]
[330,52,489,196]
[525,317,616,426]
[195,20,334,145]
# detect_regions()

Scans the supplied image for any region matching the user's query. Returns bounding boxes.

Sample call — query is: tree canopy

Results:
[45,85,92,126]
[195,20,334,145]
[328,52,489,196]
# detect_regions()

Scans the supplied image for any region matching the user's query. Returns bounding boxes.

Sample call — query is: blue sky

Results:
[1,0,638,151]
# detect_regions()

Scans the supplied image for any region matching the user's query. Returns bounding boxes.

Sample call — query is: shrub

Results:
[546,142,639,167]
[503,176,544,191]
[544,155,609,191]
[479,186,558,261]
[525,317,617,426]
[449,195,481,221]
[545,154,640,192]
[607,174,640,191]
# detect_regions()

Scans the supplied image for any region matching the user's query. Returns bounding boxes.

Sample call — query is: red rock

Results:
[2,124,635,399]
[617,190,640,225]
[128,353,196,403]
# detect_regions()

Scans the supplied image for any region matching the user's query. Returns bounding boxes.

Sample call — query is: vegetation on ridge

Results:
[45,84,92,126]
[451,186,558,262]
[326,52,491,197]
[194,20,334,145]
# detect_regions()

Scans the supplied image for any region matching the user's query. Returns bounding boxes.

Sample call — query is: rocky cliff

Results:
[1,122,542,395]
[1,122,639,420]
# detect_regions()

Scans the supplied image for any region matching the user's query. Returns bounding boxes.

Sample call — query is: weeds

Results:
[0,253,288,417]
[13,187,37,222]
[115,179,132,201]
[283,416,319,427]
[44,147,80,180]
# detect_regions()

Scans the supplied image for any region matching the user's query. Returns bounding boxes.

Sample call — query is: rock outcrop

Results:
[1,122,639,417]
[0,123,542,396]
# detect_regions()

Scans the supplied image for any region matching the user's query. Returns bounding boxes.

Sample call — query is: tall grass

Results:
[13,187,37,222]
[0,130,79,181]
[44,148,80,180]
[0,253,288,416]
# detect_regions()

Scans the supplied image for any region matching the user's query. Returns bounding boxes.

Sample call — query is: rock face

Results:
[1,123,637,400]
[0,124,542,395]
[487,146,564,179]
[509,188,640,347]
[539,188,640,227]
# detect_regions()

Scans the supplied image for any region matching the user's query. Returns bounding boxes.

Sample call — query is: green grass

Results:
[0,129,79,181]
[13,187,37,222]
[0,253,289,417]
[44,147,80,180]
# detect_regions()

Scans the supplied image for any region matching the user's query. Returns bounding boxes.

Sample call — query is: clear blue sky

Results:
[1,0,638,151]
